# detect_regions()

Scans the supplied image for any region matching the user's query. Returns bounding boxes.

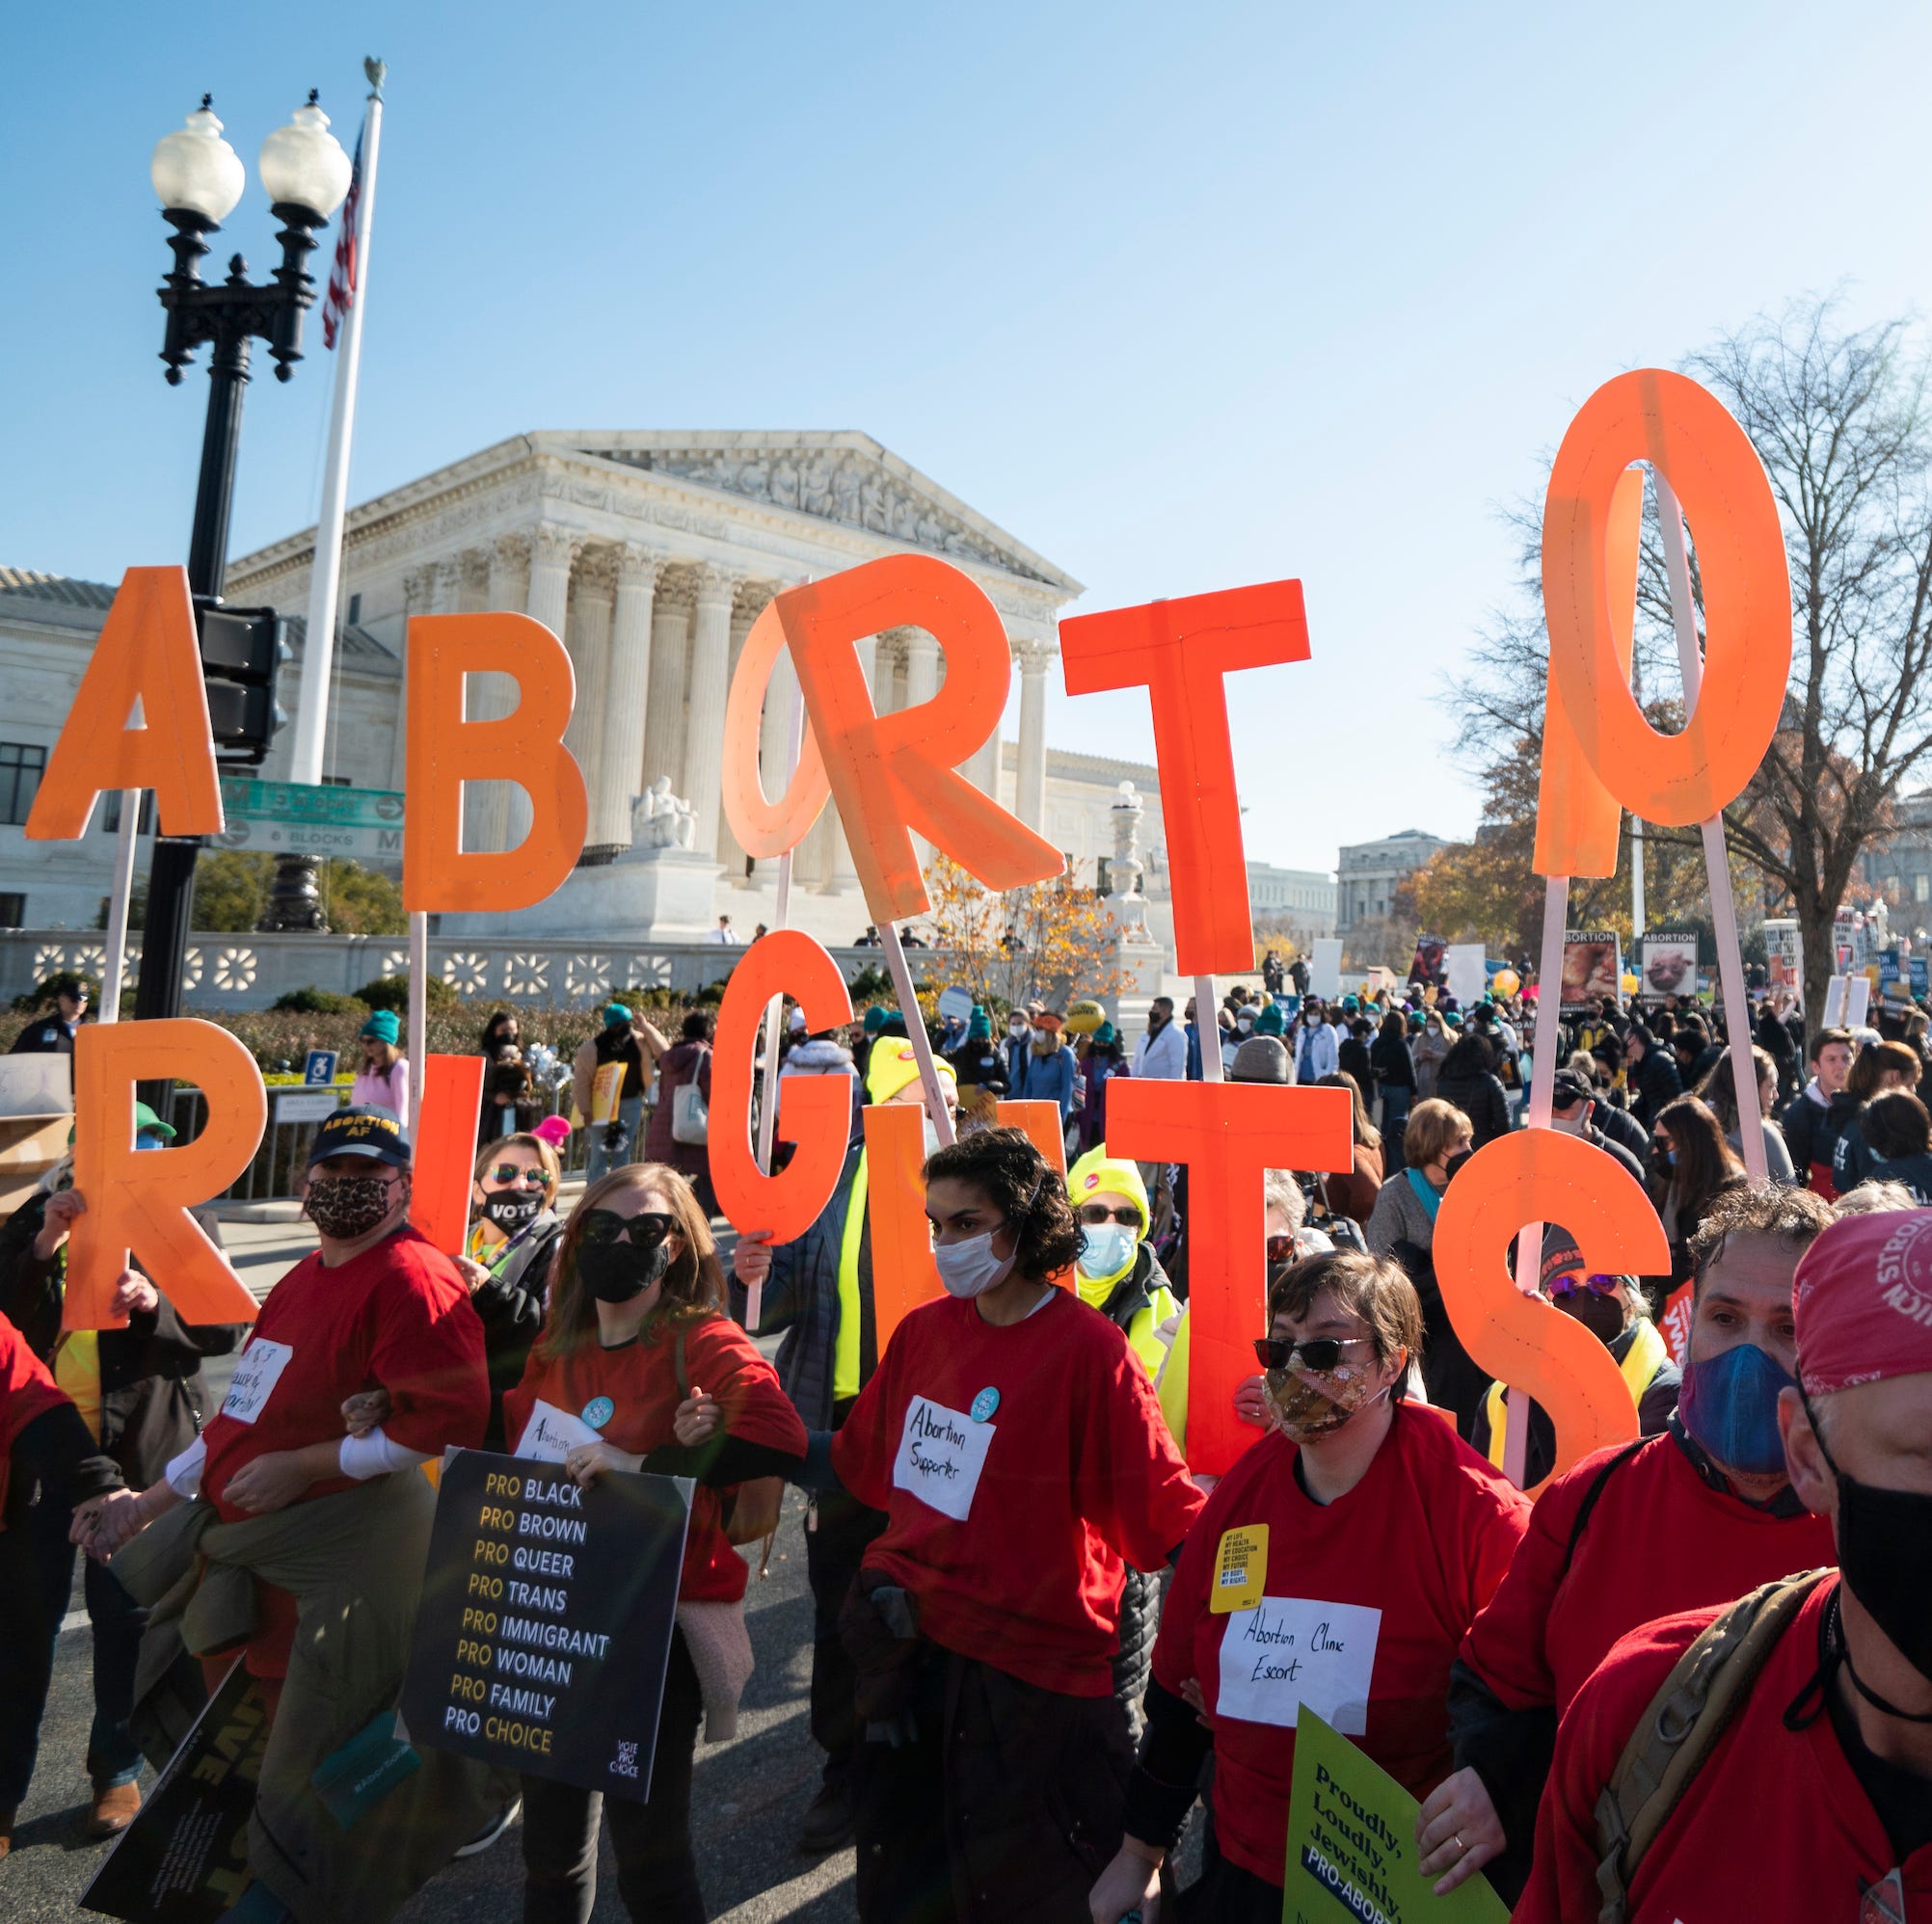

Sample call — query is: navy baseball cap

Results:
[309,1105,411,1167]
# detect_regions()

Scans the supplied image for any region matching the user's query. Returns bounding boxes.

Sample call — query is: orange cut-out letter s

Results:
[1432,1129,1669,1490]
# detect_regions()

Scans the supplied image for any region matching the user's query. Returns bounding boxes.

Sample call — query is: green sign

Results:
[1282,1711,1508,1924]
[216,777,404,862]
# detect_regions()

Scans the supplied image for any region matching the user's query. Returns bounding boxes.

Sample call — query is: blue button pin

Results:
[970,1387,1000,1423]
[580,1396,615,1431]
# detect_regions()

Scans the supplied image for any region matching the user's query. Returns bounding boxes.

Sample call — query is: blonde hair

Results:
[471,1132,560,1202]
[1405,1098,1471,1172]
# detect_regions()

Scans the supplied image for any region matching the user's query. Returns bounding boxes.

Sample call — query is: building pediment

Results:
[537,431,1078,594]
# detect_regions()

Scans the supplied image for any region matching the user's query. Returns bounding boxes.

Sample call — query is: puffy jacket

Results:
[1436,1066,1513,1149]
[1626,1046,1684,1128]
[1015,1034,1078,1117]
[1782,1082,1862,1197]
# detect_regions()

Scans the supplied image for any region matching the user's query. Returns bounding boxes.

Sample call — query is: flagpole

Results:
[287,59,386,789]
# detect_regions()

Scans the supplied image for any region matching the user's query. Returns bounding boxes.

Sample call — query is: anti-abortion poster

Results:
[399,1449,690,1802]
[81,1661,269,1922]
[1637,931,1699,1002]
[1559,931,1623,1011]
[1281,1710,1508,1924]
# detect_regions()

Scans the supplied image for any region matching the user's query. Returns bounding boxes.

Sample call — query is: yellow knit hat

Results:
[865,1039,957,1106]
[1065,1143,1149,1241]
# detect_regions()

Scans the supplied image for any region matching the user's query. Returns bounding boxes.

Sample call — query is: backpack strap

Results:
[1592,1569,1830,1923]
[1557,1437,1649,1582]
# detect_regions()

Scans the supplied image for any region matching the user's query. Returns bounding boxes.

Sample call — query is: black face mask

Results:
[481,1192,543,1234]
[1806,1388,1932,1695]
[576,1237,673,1304]
[1442,1149,1473,1184]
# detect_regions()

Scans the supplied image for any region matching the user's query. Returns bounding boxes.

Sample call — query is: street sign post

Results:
[303,1049,339,1085]
[215,777,404,863]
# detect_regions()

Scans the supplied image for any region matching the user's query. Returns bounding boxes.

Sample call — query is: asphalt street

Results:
[2,1209,863,1921]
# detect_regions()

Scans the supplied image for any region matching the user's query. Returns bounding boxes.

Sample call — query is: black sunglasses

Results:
[1252,1335,1376,1373]
[1077,1204,1140,1227]
[577,1208,676,1250]
[1266,1233,1299,1268]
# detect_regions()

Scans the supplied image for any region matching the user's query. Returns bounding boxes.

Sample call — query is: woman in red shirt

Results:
[824,1126,1203,1924]
[501,1163,805,1924]
[1090,1247,1530,1924]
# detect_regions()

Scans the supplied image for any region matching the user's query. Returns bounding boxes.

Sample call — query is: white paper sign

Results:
[892,1395,994,1523]
[220,1337,295,1426]
[514,1400,603,1463]
[1216,1595,1382,1733]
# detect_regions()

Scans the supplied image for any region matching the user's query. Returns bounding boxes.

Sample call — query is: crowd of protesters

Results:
[1,951,1929,1923]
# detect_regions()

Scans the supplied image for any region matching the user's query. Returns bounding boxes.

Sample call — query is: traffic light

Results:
[194,598,288,765]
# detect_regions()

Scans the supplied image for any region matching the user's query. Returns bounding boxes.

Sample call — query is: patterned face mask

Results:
[1263,1349,1393,1443]
[305,1172,400,1241]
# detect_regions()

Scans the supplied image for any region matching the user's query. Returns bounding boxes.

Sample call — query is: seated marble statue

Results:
[631,776,697,850]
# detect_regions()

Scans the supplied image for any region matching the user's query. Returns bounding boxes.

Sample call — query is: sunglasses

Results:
[1252,1335,1376,1373]
[1077,1204,1140,1227]
[484,1164,548,1187]
[1548,1271,1622,1301]
[1266,1233,1300,1268]
[577,1208,677,1250]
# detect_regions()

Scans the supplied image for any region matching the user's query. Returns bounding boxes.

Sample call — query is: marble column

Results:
[1016,641,1051,834]
[684,564,738,861]
[469,535,530,852]
[747,587,792,890]
[639,571,694,806]
[595,543,662,852]
[721,593,757,887]
[431,555,464,616]
[823,632,877,895]
[899,629,941,869]
[518,524,579,849]
[566,548,616,851]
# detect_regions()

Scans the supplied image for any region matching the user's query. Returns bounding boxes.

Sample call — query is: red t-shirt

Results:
[1460,1430,1838,1715]
[1154,1403,1530,1886]
[831,1289,1203,1697]
[1,1315,71,1515]
[502,1311,806,1605]
[200,1225,488,1523]
[1518,1579,1932,1922]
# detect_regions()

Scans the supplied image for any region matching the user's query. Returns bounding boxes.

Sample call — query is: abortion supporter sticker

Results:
[514,1401,603,1463]
[1216,1596,1381,1732]
[218,1337,293,1425]
[892,1395,995,1523]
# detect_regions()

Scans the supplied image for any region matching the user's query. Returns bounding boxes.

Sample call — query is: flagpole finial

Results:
[363,57,387,97]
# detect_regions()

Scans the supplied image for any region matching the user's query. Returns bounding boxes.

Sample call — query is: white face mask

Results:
[1009,1022,1027,1039]
[932,1225,1015,1298]
[1077,1223,1137,1280]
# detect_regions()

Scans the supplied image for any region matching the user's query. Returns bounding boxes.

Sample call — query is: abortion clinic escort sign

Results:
[400,1450,691,1800]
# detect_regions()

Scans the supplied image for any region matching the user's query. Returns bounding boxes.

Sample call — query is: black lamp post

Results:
[135,94,351,1115]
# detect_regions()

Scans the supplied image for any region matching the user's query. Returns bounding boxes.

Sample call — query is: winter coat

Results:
[1412,1026,1451,1101]
[1015,1033,1078,1118]
[645,1039,714,1181]
[1436,1051,1514,1149]
[1781,1082,1862,1196]
[1370,1031,1417,1093]
[1324,1141,1385,1227]
[0,1192,243,1489]
[1625,1045,1684,1129]
[1337,1037,1377,1099]
[467,1207,564,1450]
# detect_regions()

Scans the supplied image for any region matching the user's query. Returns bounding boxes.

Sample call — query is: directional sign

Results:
[215,777,404,862]
[304,1049,339,1085]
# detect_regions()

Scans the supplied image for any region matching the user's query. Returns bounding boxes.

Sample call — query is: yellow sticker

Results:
[1209,1523,1268,1615]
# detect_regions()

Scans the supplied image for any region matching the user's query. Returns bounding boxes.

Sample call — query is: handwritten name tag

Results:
[892,1395,995,1523]
[1216,1596,1382,1733]
[220,1337,294,1426]
[514,1400,603,1463]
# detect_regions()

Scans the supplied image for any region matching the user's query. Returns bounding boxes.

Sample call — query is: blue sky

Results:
[7,3,1929,873]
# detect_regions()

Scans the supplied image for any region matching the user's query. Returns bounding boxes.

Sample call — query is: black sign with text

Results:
[398,1449,691,1802]
[81,1661,268,1922]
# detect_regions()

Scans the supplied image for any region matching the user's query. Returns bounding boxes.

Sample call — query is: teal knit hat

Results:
[1253,1002,1285,1036]
[360,1009,400,1044]
[968,1004,992,1040]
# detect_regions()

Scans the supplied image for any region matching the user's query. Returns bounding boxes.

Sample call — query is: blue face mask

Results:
[1677,1342,1795,1476]
[1077,1223,1137,1281]
[134,1136,166,1152]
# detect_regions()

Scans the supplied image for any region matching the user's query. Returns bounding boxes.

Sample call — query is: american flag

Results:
[320,126,363,350]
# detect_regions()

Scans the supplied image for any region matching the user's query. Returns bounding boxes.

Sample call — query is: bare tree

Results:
[1452,298,1932,1010]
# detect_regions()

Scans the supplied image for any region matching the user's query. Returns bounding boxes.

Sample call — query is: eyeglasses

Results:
[577,1208,676,1250]
[1077,1204,1140,1227]
[1252,1335,1376,1373]
[1548,1271,1622,1301]
[485,1163,548,1187]
[1266,1233,1300,1268]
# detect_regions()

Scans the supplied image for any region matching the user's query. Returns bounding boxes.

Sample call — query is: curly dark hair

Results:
[923,1126,1084,1282]
[1687,1181,1833,1298]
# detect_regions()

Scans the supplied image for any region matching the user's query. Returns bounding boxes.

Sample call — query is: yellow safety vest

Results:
[1484,1319,1669,1470]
